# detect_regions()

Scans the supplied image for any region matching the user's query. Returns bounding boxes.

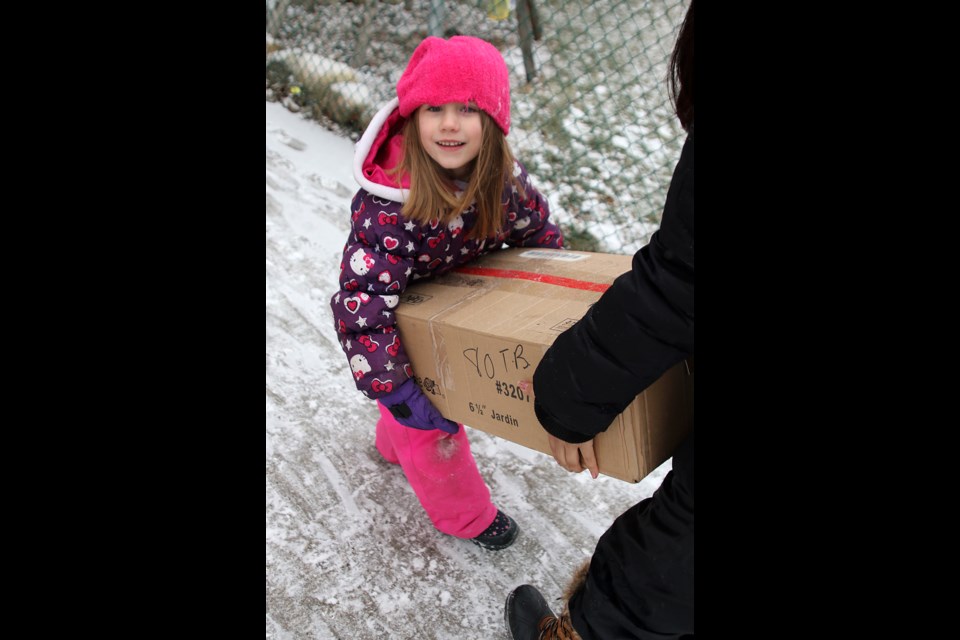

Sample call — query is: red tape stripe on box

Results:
[454,266,611,293]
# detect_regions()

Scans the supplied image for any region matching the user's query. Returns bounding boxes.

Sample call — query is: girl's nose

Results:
[440,106,459,130]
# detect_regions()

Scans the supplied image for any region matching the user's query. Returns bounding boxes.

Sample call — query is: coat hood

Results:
[353,98,411,203]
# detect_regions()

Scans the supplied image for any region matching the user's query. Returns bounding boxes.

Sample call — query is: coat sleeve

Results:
[532,132,694,443]
[330,190,419,399]
[505,161,563,249]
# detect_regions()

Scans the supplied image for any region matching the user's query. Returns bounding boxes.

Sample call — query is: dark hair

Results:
[669,0,694,131]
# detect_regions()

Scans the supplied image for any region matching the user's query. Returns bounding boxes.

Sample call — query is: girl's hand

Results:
[519,380,599,479]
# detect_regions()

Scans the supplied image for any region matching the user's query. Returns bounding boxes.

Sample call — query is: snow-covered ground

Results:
[266,100,671,639]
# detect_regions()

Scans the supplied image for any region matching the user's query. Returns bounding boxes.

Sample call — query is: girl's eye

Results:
[425,105,442,112]
[461,105,478,113]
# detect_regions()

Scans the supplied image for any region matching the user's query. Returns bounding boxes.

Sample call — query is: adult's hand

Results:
[520,379,599,479]
[547,434,598,479]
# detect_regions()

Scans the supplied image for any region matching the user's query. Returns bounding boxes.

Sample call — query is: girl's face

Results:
[417,102,483,179]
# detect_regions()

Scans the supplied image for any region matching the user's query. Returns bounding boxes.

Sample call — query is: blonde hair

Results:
[391,110,524,241]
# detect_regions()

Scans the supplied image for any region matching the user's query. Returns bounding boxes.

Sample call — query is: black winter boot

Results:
[505,585,581,640]
[471,509,519,550]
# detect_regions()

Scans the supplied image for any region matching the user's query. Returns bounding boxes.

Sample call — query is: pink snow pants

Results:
[375,401,498,539]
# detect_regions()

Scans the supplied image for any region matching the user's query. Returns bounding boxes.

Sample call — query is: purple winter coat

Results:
[330,98,563,399]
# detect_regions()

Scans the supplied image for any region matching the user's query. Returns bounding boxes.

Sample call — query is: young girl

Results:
[330,36,563,550]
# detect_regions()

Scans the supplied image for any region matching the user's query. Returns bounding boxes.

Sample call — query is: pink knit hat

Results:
[397,36,511,135]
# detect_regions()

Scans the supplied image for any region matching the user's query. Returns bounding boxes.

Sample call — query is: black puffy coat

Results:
[533,130,694,443]
[534,130,695,639]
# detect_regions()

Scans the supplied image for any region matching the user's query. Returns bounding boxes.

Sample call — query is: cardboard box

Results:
[395,248,693,483]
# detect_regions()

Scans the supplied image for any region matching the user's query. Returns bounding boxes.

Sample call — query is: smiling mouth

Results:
[436,141,465,148]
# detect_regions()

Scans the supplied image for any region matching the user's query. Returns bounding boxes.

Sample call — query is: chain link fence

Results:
[266,0,688,254]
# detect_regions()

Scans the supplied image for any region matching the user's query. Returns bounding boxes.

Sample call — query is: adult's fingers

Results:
[548,434,583,473]
[578,439,599,479]
[518,379,534,397]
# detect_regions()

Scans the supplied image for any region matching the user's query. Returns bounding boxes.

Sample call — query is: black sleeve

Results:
[533,132,694,443]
